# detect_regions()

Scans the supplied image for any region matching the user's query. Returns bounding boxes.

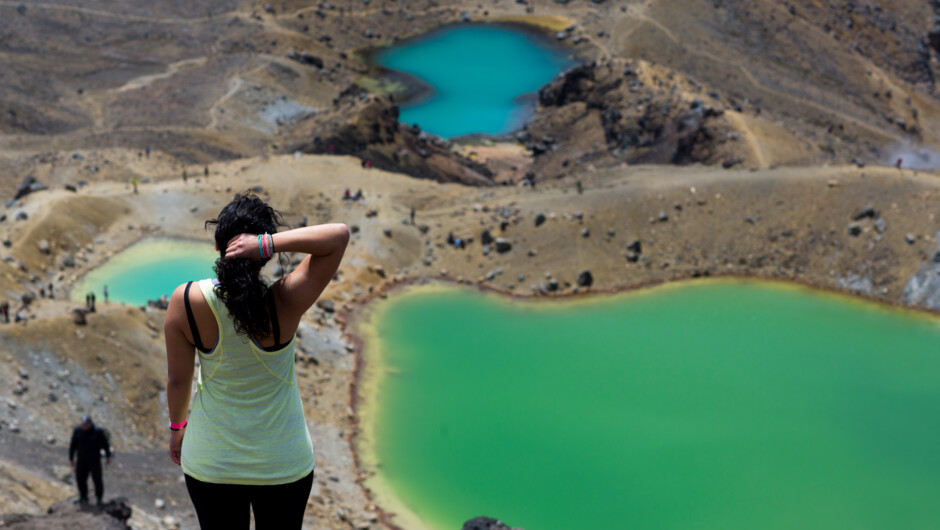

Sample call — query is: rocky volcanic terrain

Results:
[4,0,940,529]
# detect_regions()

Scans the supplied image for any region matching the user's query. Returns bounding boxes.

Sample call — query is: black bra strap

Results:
[267,290,281,346]
[184,282,207,352]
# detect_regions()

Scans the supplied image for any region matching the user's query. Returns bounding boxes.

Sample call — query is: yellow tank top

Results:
[180,279,315,485]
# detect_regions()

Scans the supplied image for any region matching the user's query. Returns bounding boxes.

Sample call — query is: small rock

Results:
[317,299,335,313]
[534,213,546,227]
[581,228,590,238]
[494,238,512,253]
[38,239,50,254]
[905,233,916,245]
[874,218,886,234]
[155,498,166,509]
[57,252,75,268]
[383,228,392,238]
[852,205,877,220]
[848,223,862,236]
[659,210,669,222]
[627,239,642,254]
[18,367,28,379]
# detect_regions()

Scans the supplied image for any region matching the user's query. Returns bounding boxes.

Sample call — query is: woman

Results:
[164,193,349,529]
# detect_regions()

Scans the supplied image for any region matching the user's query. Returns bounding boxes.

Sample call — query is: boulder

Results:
[577,270,593,287]
[72,308,88,325]
[14,175,47,200]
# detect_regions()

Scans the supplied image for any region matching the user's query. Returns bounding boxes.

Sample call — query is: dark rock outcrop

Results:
[0,498,132,530]
[463,516,522,530]
[525,58,741,180]
[283,89,494,186]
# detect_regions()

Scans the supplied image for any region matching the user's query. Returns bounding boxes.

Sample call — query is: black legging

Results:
[184,471,314,530]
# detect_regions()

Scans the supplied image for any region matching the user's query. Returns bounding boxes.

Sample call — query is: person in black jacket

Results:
[68,415,111,505]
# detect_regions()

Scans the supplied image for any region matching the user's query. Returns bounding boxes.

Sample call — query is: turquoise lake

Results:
[359,280,940,530]
[71,238,217,306]
[372,24,578,138]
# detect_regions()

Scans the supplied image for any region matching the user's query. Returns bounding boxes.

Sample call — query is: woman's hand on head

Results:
[224,233,260,260]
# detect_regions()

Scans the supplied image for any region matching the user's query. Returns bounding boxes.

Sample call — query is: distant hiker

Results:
[352,189,363,201]
[132,178,139,194]
[896,157,903,169]
[86,292,96,312]
[164,193,348,529]
[183,170,188,183]
[576,179,583,194]
[410,207,415,225]
[0,301,8,323]
[447,231,455,245]
[103,285,108,303]
[204,166,209,177]
[48,283,55,299]
[69,415,111,506]
[39,286,46,298]
[145,146,151,158]
[343,188,351,200]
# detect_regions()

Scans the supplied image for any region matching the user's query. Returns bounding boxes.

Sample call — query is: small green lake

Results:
[372,24,577,138]
[357,280,940,530]
[71,238,217,306]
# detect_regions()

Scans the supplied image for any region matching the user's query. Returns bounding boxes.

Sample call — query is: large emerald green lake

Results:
[372,24,577,138]
[71,238,217,306]
[358,280,940,530]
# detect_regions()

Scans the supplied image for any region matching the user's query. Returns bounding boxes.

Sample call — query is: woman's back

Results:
[164,193,349,529]
[181,279,313,485]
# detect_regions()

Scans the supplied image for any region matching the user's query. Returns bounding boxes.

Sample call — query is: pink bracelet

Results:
[169,418,187,431]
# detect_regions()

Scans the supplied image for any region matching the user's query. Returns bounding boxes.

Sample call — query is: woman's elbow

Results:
[333,223,350,250]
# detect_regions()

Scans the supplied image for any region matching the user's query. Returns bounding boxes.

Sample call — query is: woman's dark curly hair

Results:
[204,193,288,339]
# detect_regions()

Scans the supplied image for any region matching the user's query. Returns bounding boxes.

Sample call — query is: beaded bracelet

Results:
[257,233,274,259]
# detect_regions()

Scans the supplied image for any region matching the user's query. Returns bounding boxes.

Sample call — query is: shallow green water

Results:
[373,24,577,138]
[365,280,940,530]
[71,238,217,306]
